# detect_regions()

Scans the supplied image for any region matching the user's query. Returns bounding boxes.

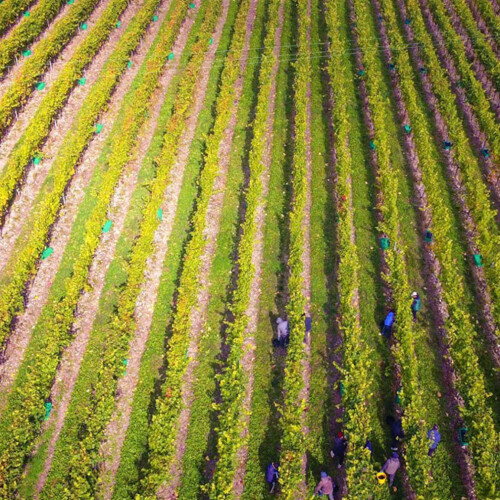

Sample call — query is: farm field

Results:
[0,0,499,497]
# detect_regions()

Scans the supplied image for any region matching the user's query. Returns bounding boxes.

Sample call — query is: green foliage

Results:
[0,0,165,351]
[350,0,438,495]
[382,0,500,494]
[207,0,282,497]
[0,1,188,497]
[0,0,65,75]
[0,0,130,221]
[0,0,33,35]
[277,0,309,495]
[324,0,380,496]
[138,0,257,496]
[0,0,100,136]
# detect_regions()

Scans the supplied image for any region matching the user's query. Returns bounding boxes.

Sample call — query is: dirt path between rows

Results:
[158,2,257,497]
[96,2,232,497]
[0,0,176,409]
[0,0,143,273]
[30,2,201,495]
[231,3,285,497]
[298,0,313,493]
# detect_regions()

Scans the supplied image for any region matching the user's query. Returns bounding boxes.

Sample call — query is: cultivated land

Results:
[0,0,499,498]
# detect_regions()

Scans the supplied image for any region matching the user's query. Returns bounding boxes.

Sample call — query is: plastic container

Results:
[377,472,387,484]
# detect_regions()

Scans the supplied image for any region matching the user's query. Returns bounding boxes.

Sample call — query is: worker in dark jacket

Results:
[411,292,421,321]
[427,424,441,456]
[364,438,373,457]
[386,415,404,450]
[330,431,348,468]
[266,462,279,493]
[381,309,395,338]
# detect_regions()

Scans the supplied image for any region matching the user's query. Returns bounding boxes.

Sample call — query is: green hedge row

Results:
[0,1,188,496]
[207,0,282,497]
[0,0,130,221]
[0,0,100,136]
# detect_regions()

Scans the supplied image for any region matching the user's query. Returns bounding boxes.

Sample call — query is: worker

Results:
[330,431,348,468]
[314,471,336,499]
[266,462,279,493]
[427,424,441,456]
[411,292,421,322]
[304,313,312,333]
[364,438,373,457]
[276,317,289,348]
[386,415,404,450]
[380,309,395,338]
[381,452,400,487]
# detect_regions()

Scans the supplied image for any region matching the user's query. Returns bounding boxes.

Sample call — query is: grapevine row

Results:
[0,0,130,222]
[386,0,500,493]
[0,0,65,75]
[373,0,479,495]
[422,0,500,205]
[38,3,227,496]
[207,0,282,497]
[277,0,309,495]
[414,0,500,356]
[0,0,100,137]
[404,0,500,367]
[137,0,258,495]
[350,0,439,494]
[467,0,500,44]
[447,0,500,90]
[0,2,190,496]
[324,0,378,496]
[0,0,166,350]
[0,0,35,36]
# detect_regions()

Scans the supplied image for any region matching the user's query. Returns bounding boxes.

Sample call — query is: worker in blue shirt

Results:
[381,309,395,338]
[427,424,441,456]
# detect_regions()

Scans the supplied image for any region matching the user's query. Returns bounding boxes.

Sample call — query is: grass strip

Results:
[207,1,282,497]
[241,1,294,495]
[110,3,240,498]
[137,0,263,495]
